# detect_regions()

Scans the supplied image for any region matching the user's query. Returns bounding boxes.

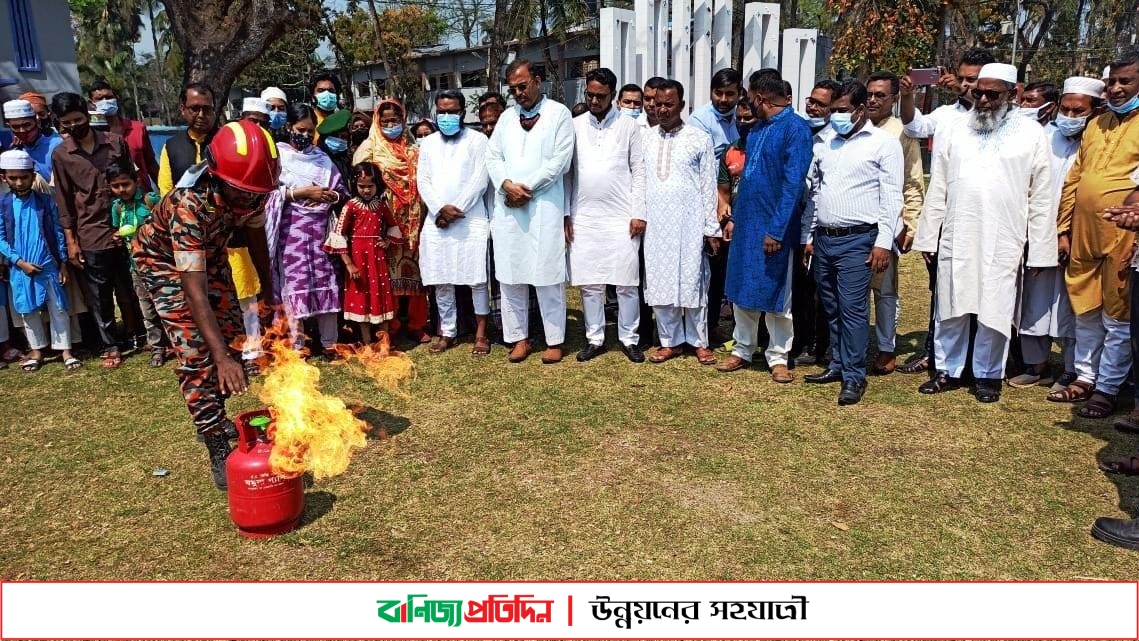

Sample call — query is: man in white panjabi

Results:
[485,59,575,364]
[568,67,647,364]
[641,80,721,366]
[416,89,492,357]
[1009,76,1104,392]
[913,62,1055,404]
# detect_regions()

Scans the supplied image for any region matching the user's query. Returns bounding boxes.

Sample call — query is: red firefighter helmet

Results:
[206,120,280,193]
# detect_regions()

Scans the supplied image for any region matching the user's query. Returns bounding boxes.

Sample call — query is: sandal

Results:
[149,349,167,368]
[472,336,491,356]
[1046,380,1092,403]
[242,359,261,377]
[64,357,82,371]
[20,358,42,373]
[1098,455,1139,476]
[1078,391,1117,419]
[101,351,122,369]
[429,336,453,354]
[1,346,22,362]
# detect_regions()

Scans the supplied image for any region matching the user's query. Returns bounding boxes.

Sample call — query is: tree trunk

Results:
[539,0,564,102]
[163,0,293,110]
[486,0,511,89]
[732,0,744,72]
[1016,5,1056,79]
[146,0,169,123]
[322,8,355,110]
[363,0,399,100]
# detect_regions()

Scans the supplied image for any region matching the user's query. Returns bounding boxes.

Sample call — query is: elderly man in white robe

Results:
[913,62,1055,403]
[417,89,492,356]
[1009,76,1104,393]
[641,80,720,365]
[486,59,575,364]
[568,68,646,364]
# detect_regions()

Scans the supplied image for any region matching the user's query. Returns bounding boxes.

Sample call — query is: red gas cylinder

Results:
[226,409,304,538]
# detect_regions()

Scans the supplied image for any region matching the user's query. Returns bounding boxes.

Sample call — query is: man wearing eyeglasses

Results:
[157,83,219,195]
[485,58,575,364]
[898,48,996,375]
[912,63,1055,404]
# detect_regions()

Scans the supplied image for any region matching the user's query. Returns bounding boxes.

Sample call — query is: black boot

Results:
[1091,516,1139,551]
[201,424,233,490]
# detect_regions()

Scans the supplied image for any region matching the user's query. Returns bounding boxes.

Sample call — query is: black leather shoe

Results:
[621,343,645,363]
[918,372,960,394]
[576,343,606,362]
[838,379,867,406]
[1091,516,1139,551]
[804,369,843,384]
[974,379,1002,403]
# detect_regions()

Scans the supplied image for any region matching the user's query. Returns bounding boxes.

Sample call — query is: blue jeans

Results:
[814,228,875,384]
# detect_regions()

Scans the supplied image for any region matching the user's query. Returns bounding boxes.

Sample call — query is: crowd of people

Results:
[3,48,1139,548]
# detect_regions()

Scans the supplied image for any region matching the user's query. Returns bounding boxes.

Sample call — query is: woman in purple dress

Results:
[263,104,347,356]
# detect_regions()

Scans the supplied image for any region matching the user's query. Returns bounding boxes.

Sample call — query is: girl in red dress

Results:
[324,163,403,345]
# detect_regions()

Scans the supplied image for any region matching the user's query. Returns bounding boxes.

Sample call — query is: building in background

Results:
[0,0,80,100]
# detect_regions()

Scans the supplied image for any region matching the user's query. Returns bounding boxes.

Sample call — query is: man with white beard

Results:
[913,62,1055,403]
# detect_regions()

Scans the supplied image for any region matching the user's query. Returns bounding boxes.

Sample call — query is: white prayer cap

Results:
[3,99,34,120]
[978,63,1018,84]
[242,97,269,115]
[260,86,287,103]
[0,149,34,170]
[1063,76,1106,98]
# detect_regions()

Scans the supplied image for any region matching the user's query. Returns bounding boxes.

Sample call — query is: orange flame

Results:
[330,332,414,392]
[254,318,411,479]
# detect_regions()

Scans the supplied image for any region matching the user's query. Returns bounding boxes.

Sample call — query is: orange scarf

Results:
[361,99,422,250]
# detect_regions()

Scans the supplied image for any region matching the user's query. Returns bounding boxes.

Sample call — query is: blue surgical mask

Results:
[800,112,826,128]
[436,113,462,136]
[620,107,642,119]
[1054,113,1089,137]
[1108,94,1139,116]
[324,137,348,154]
[382,124,404,140]
[517,97,544,119]
[314,90,338,112]
[94,98,119,117]
[829,112,854,135]
[269,111,287,130]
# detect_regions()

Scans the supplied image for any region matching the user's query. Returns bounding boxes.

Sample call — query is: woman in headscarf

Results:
[352,98,430,343]
[264,103,348,357]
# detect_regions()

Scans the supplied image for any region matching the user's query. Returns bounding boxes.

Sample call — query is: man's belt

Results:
[817,222,878,237]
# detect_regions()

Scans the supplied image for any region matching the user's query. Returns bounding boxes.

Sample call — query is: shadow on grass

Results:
[1058,398,1139,518]
[299,490,337,527]
[354,405,411,439]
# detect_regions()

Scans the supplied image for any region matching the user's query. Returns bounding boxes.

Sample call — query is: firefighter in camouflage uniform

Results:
[132,120,278,489]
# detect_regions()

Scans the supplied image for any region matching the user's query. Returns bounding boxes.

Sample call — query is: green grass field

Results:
[2,254,1139,581]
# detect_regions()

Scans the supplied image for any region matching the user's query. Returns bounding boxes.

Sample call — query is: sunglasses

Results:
[970,88,1006,102]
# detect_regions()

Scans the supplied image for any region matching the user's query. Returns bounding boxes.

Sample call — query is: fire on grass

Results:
[238,317,413,480]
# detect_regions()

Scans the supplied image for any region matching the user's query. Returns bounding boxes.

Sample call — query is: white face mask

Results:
[1018,101,1053,122]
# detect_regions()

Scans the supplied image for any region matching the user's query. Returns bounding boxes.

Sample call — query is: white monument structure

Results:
[600,1,831,114]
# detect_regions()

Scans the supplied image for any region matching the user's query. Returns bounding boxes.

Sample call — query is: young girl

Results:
[324,163,402,346]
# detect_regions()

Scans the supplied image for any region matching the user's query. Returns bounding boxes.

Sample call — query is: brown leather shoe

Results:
[649,346,682,363]
[771,363,794,383]
[541,344,564,364]
[872,351,896,375]
[695,347,717,365]
[508,339,532,363]
[715,354,748,372]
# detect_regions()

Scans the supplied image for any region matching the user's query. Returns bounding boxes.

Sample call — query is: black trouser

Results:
[81,247,142,353]
[923,254,937,372]
[791,245,828,359]
[707,241,729,340]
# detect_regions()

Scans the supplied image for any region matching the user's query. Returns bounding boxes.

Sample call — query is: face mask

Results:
[436,113,462,136]
[382,124,404,140]
[517,98,543,119]
[1018,102,1052,121]
[738,122,754,139]
[620,107,642,119]
[268,111,287,130]
[62,122,90,139]
[350,128,369,145]
[314,90,338,112]
[801,112,826,128]
[1054,113,1089,137]
[1108,94,1139,116]
[324,137,348,154]
[14,128,40,145]
[289,131,314,150]
[94,99,119,117]
[829,112,855,135]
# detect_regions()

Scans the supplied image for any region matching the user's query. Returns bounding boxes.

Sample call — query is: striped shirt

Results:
[806,121,905,250]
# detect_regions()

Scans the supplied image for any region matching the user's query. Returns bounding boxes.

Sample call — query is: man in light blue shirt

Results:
[688,68,742,345]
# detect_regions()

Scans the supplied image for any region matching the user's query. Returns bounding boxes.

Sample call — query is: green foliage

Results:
[236,22,324,97]
[70,0,145,98]
[827,0,937,77]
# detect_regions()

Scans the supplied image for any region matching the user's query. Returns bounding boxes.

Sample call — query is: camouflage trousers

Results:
[143,270,242,435]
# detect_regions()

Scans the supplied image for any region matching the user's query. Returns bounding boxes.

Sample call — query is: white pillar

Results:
[711,0,734,72]
[671,0,693,111]
[601,7,638,85]
[742,3,781,77]
[781,28,821,114]
[692,0,714,109]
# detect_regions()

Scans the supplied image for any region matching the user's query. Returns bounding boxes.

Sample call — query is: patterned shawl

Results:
[357,98,422,251]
